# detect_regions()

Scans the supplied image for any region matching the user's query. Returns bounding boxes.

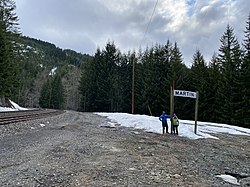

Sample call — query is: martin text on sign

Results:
[174,90,197,99]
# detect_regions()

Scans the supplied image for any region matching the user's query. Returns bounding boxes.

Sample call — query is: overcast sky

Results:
[15,0,250,66]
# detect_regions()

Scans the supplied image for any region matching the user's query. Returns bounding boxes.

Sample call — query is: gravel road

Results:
[0,110,249,187]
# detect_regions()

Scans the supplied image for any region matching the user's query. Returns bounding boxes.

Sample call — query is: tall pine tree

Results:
[50,74,64,109]
[207,54,221,122]
[217,25,242,125]
[238,14,250,128]
[189,50,209,121]
[39,78,52,108]
[79,48,100,111]
[79,42,120,112]
[169,42,189,119]
[0,0,20,100]
[117,51,134,113]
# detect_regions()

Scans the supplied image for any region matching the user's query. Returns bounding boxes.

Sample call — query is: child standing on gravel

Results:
[172,113,179,135]
[159,111,171,134]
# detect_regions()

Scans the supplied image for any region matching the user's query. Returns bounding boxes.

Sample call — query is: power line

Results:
[139,0,159,47]
[132,0,159,114]
[227,0,231,23]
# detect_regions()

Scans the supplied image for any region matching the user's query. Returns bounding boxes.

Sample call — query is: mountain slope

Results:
[15,36,93,110]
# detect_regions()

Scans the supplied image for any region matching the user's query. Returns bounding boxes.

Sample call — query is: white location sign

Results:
[174,90,197,99]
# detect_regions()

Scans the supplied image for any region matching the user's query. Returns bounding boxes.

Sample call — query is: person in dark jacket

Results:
[159,111,171,134]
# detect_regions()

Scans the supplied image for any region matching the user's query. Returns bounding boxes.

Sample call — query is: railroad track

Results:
[0,109,64,125]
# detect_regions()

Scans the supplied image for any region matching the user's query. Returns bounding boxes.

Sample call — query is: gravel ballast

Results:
[0,110,249,186]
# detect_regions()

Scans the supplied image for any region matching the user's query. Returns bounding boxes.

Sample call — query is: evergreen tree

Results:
[93,48,110,111]
[207,54,221,122]
[140,47,151,114]
[238,14,250,128]
[39,78,52,108]
[118,51,134,113]
[141,44,171,115]
[169,42,190,119]
[169,42,184,87]
[39,73,65,109]
[79,49,99,111]
[189,49,209,121]
[0,0,20,99]
[140,47,153,114]
[50,74,64,109]
[217,25,242,125]
[94,42,119,112]
[103,42,120,111]
[79,42,120,112]
[134,49,145,114]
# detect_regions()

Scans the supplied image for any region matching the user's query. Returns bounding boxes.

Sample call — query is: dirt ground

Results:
[0,110,249,187]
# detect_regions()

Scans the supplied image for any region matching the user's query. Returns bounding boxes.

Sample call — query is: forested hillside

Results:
[0,0,93,111]
[15,36,93,110]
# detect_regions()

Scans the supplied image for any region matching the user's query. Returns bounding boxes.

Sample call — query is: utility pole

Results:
[170,82,175,134]
[194,91,199,134]
[171,81,175,134]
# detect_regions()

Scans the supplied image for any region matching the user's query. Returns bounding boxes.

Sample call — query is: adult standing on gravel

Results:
[159,111,171,134]
[172,113,179,135]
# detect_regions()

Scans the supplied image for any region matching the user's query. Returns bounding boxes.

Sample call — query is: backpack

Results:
[173,117,179,126]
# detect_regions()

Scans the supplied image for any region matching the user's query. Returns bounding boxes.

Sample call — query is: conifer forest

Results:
[0,0,249,128]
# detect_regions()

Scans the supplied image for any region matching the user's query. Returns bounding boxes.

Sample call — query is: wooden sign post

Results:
[173,89,199,134]
[170,86,174,134]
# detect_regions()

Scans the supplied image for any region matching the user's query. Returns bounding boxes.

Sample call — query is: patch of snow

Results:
[49,67,57,76]
[0,106,17,112]
[216,174,240,185]
[96,113,250,140]
[9,99,28,111]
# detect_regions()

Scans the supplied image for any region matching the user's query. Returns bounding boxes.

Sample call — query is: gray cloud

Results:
[15,0,250,65]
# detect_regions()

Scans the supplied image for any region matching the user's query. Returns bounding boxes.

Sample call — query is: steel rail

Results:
[0,109,64,125]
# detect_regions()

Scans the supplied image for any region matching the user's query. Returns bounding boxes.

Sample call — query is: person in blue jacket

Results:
[159,111,171,134]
